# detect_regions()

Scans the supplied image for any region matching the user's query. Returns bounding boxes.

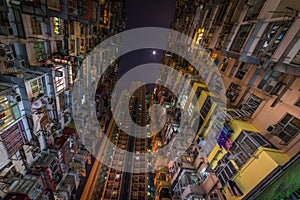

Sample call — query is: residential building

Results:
[157,0,300,199]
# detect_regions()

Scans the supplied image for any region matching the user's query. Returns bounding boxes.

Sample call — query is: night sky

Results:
[118,0,176,80]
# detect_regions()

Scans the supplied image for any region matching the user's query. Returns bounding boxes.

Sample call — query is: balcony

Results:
[181,185,205,199]
[223,147,290,199]
[180,173,219,199]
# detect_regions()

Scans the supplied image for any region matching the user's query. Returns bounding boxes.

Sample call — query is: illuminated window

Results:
[254,20,292,56]
[103,9,108,24]
[34,42,46,61]
[0,95,20,131]
[180,95,188,108]
[203,28,215,47]
[80,39,85,50]
[30,77,44,97]
[193,28,205,44]
[180,155,194,163]
[30,16,42,35]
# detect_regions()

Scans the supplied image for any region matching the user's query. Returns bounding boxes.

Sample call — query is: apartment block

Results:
[154,0,300,199]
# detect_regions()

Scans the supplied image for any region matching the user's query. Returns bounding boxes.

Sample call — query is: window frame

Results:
[30,77,44,97]
[216,160,237,187]
[253,20,292,56]
[241,94,262,116]
[30,16,42,35]
[235,62,249,80]
[200,96,212,120]
[229,131,272,168]
[226,83,240,102]
[229,24,253,52]
[275,113,300,144]
[220,58,229,72]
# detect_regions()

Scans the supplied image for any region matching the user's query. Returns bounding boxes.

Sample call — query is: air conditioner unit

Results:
[7,93,21,103]
[227,91,238,102]
[262,80,278,94]
[266,125,279,135]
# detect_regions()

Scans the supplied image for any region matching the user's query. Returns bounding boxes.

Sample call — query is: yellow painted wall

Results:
[184,81,207,111]
[228,120,259,142]
[207,120,259,169]
[207,145,227,169]
[223,147,290,200]
[198,102,218,137]
[194,90,209,111]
